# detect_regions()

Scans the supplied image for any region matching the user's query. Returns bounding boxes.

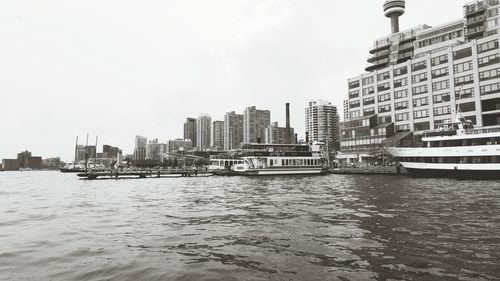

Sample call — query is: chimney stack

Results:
[285,103,291,144]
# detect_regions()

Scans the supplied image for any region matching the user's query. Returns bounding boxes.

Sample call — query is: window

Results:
[413,97,429,107]
[459,102,476,112]
[363,97,375,105]
[394,78,408,88]
[479,68,500,81]
[478,53,500,67]
[377,71,390,81]
[433,93,450,103]
[377,82,390,92]
[412,85,428,95]
[395,101,409,110]
[394,66,408,77]
[480,82,500,95]
[453,47,472,60]
[396,112,409,121]
[378,93,391,102]
[378,104,391,113]
[477,39,499,53]
[349,81,360,89]
[432,67,449,78]
[412,73,427,83]
[394,89,408,100]
[431,54,448,66]
[434,106,451,116]
[414,121,430,131]
[432,80,450,91]
[362,87,375,96]
[350,110,360,119]
[396,124,410,132]
[349,100,360,108]
[349,90,359,99]
[455,74,474,86]
[455,88,475,99]
[454,61,473,73]
[412,61,427,72]
[414,109,429,119]
[379,115,392,124]
[363,107,375,116]
[362,76,374,85]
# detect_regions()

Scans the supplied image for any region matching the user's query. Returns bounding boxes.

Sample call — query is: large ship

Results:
[386,118,500,179]
[229,143,328,176]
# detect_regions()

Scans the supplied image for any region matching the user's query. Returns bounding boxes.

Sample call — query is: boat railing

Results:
[464,127,500,136]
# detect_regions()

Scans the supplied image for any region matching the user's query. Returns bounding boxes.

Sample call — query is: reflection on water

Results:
[0,172,499,280]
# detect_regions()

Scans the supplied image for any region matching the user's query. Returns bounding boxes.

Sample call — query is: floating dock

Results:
[77,169,213,180]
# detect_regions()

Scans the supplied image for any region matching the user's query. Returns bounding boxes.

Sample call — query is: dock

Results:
[77,168,213,180]
[329,166,408,176]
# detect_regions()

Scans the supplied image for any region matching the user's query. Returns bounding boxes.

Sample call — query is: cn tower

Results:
[383,0,406,34]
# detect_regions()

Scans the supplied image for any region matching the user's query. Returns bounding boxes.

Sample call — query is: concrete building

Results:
[42,157,61,170]
[265,122,295,144]
[134,135,147,161]
[102,145,119,159]
[197,114,212,151]
[16,151,42,170]
[167,139,193,154]
[212,121,224,151]
[146,138,161,161]
[2,159,19,171]
[345,0,500,142]
[224,111,244,151]
[343,100,349,121]
[305,100,339,149]
[183,118,197,148]
[243,106,271,144]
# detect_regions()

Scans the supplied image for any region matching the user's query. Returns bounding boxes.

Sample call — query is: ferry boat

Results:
[208,157,244,176]
[230,143,328,176]
[386,118,500,179]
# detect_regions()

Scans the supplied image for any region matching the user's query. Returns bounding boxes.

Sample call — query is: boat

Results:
[385,118,500,179]
[208,157,244,176]
[230,143,328,176]
[60,161,88,173]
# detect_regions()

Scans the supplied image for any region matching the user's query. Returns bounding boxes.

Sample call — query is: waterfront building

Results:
[167,139,193,154]
[197,114,212,151]
[16,151,42,170]
[212,121,225,151]
[134,135,147,161]
[265,122,295,144]
[345,0,500,144]
[243,106,271,144]
[183,118,197,148]
[146,138,161,161]
[305,99,339,149]
[42,157,61,170]
[102,145,119,159]
[1,159,19,171]
[224,111,244,151]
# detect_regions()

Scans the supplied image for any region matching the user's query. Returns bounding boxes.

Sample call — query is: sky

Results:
[0,0,464,161]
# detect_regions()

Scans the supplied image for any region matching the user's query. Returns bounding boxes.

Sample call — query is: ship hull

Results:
[233,167,327,176]
[401,162,500,180]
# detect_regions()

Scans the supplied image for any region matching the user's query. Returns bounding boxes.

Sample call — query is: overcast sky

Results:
[0,0,464,161]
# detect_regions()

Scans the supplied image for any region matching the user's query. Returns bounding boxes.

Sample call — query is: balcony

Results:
[369,41,391,54]
[465,4,487,17]
[367,51,390,63]
[466,15,486,27]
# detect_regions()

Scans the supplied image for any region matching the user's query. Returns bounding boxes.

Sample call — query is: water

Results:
[0,172,499,281]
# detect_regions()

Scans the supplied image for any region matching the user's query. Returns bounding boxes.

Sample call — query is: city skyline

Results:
[0,0,462,161]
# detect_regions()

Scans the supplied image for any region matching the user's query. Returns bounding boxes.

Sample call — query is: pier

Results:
[77,168,212,180]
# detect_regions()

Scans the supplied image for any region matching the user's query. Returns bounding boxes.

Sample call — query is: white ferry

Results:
[208,157,244,176]
[386,118,500,179]
[231,143,328,176]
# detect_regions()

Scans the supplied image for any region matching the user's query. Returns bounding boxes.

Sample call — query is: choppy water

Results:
[0,172,499,281]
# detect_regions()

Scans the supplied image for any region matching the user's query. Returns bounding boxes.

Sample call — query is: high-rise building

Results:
[265,122,295,144]
[146,138,161,161]
[343,100,349,121]
[345,0,500,149]
[183,118,197,148]
[197,114,212,151]
[102,145,120,159]
[16,151,42,170]
[134,135,147,161]
[305,99,339,147]
[243,106,271,144]
[224,111,244,150]
[212,121,225,151]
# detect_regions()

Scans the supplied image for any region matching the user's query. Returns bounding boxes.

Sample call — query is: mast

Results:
[73,136,79,169]
[85,133,89,169]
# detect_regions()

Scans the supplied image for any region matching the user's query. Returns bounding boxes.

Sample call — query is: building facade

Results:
[212,121,225,151]
[197,114,212,151]
[305,100,339,148]
[146,138,162,161]
[224,111,244,151]
[167,139,193,154]
[183,118,197,148]
[134,135,147,161]
[265,122,295,144]
[243,106,271,144]
[345,0,500,140]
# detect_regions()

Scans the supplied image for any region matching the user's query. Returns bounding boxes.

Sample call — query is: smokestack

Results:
[285,103,290,144]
